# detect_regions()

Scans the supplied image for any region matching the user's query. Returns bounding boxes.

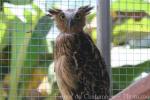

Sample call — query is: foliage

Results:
[113,18,150,45]
[8,0,33,5]
[9,32,32,100]
[112,60,150,94]
[0,12,8,52]
[112,0,150,13]
[112,0,150,45]
[87,13,96,24]
[113,18,150,35]
[0,1,53,100]
[91,28,97,43]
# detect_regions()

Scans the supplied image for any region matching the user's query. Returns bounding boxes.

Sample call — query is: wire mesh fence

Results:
[111,0,150,96]
[0,0,150,100]
[0,0,96,100]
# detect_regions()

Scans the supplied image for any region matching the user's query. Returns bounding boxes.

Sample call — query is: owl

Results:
[48,5,110,100]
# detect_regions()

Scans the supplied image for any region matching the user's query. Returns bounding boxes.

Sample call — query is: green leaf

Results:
[112,60,150,94]
[87,12,96,23]
[91,28,97,43]
[0,12,9,52]
[7,3,50,99]
[112,0,150,13]
[8,0,33,5]
[113,18,150,35]
[17,15,53,99]
[8,32,31,100]
[22,15,53,77]
[113,18,150,45]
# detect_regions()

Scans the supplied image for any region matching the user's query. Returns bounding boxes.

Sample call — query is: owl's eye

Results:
[59,13,65,20]
[75,13,81,20]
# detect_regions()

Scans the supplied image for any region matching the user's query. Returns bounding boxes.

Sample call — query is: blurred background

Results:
[0,0,150,100]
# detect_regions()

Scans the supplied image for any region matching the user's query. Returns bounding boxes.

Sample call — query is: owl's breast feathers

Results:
[54,32,110,100]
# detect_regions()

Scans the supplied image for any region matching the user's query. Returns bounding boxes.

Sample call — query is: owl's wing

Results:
[86,33,110,86]
[73,33,110,98]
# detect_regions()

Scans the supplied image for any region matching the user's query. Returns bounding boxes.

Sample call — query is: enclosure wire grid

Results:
[111,0,150,96]
[0,0,96,100]
[1,0,150,100]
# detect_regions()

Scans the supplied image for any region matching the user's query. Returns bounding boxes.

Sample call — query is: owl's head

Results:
[48,5,93,33]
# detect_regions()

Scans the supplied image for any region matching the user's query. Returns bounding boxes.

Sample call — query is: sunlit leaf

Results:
[8,0,33,5]
[0,12,9,52]
[112,0,150,13]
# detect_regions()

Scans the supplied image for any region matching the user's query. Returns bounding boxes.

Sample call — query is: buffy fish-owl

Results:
[48,5,110,100]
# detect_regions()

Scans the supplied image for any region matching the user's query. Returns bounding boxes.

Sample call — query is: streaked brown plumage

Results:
[48,5,110,100]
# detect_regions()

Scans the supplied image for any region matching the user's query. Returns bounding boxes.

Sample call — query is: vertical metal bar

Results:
[96,0,112,95]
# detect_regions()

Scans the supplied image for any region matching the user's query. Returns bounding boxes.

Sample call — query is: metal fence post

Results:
[96,0,112,95]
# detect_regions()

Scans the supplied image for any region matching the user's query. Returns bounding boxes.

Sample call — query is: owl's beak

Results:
[67,19,73,32]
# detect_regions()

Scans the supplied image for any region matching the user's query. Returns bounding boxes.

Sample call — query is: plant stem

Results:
[8,33,31,100]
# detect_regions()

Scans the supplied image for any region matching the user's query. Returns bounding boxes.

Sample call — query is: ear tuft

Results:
[47,8,62,17]
[78,5,93,15]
